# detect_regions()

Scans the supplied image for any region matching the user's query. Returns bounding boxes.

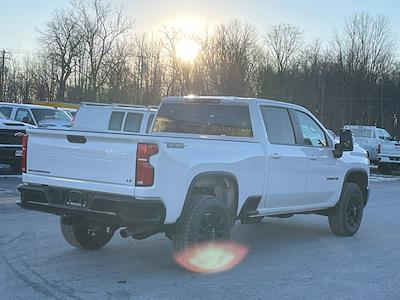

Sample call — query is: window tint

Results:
[0,107,12,118]
[295,111,327,147]
[377,129,392,140]
[15,108,34,125]
[108,112,125,131]
[146,114,155,133]
[123,113,143,133]
[31,109,71,125]
[153,103,253,137]
[261,106,296,144]
[351,128,372,138]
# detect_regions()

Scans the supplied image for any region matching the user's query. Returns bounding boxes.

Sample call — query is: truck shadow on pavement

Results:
[51,216,337,274]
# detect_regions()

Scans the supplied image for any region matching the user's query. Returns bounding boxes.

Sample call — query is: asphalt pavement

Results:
[0,165,399,299]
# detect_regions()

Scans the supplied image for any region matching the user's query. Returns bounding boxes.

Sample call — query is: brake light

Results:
[135,143,158,186]
[21,134,28,173]
[377,144,381,154]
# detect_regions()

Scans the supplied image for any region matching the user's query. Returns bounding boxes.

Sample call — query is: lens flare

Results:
[174,242,248,273]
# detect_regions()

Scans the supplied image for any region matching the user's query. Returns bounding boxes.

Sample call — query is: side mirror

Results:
[333,129,353,158]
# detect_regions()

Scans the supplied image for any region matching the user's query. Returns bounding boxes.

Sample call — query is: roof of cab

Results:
[0,102,59,110]
[162,95,306,110]
[80,102,158,112]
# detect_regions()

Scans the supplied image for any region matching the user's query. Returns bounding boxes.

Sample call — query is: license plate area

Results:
[15,150,22,157]
[65,191,88,208]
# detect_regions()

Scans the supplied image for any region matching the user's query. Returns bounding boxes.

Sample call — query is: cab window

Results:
[0,106,12,118]
[15,108,35,125]
[295,111,327,147]
[261,106,296,145]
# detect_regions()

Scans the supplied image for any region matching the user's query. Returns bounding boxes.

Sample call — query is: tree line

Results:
[1,0,400,133]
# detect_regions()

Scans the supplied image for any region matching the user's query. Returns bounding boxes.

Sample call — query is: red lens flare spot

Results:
[174,242,248,273]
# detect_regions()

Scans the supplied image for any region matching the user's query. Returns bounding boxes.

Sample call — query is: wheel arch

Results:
[178,171,239,223]
[342,168,369,207]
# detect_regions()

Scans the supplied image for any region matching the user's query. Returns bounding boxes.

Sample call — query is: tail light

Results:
[377,144,381,154]
[135,143,158,186]
[21,134,28,173]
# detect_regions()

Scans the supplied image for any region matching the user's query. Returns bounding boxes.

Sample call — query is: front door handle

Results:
[271,153,281,159]
[309,155,317,160]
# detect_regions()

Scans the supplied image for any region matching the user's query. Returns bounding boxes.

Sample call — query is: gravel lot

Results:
[1,165,399,299]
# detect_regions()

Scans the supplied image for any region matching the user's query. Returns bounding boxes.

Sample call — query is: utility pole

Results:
[137,54,147,105]
[0,49,9,102]
[380,77,385,127]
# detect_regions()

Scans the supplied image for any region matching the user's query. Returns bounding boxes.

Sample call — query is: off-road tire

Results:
[172,195,231,253]
[328,183,364,236]
[60,218,114,250]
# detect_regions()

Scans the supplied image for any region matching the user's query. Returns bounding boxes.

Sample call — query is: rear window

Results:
[31,109,71,123]
[123,113,143,133]
[351,128,373,138]
[108,112,125,131]
[153,103,253,137]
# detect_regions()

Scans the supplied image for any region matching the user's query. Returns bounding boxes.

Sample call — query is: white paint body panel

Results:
[23,97,370,224]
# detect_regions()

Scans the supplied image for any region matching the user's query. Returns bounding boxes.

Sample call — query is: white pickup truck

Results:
[18,96,370,253]
[346,125,400,174]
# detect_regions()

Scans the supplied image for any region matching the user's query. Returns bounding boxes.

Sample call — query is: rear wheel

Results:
[378,163,393,175]
[328,183,364,236]
[172,195,231,253]
[60,217,115,250]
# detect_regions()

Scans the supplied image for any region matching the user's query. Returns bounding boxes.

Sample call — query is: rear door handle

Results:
[308,155,317,160]
[271,153,281,159]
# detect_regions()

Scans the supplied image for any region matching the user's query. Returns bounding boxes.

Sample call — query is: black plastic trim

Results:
[17,184,166,226]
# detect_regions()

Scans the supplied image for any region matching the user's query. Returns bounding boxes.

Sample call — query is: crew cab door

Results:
[293,110,341,205]
[260,106,308,209]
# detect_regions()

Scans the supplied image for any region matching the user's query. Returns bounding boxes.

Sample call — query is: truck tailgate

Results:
[381,142,400,158]
[25,129,137,194]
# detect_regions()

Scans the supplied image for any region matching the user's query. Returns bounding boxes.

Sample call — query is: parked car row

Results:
[0,102,75,172]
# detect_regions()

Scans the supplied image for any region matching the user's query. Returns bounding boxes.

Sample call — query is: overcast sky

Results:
[1,0,400,53]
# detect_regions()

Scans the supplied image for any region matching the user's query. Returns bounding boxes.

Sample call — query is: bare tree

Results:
[265,23,302,73]
[76,0,132,100]
[39,9,82,101]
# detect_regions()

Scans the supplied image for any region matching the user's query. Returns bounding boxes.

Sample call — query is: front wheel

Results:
[60,218,115,250]
[328,183,364,236]
[172,195,232,253]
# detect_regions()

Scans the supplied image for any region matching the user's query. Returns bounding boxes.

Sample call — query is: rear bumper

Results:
[0,146,21,164]
[378,155,400,164]
[17,184,166,227]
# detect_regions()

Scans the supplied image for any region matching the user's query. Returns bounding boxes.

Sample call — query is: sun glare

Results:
[166,16,206,34]
[176,39,200,62]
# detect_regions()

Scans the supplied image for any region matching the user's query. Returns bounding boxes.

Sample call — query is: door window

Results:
[261,106,296,144]
[15,108,34,125]
[0,106,12,118]
[295,111,327,147]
